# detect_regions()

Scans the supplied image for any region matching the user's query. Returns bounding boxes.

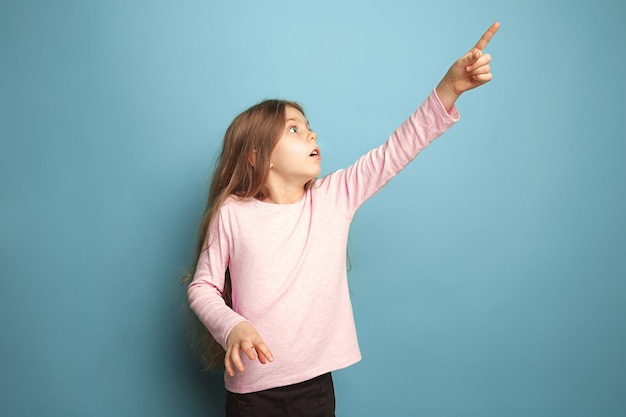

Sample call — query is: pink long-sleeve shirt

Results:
[188,90,459,394]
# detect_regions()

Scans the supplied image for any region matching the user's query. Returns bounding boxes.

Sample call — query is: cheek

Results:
[271,142,299,163]
[268,147,289,169]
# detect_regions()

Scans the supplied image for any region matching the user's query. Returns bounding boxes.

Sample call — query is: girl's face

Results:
[268,106,321,185]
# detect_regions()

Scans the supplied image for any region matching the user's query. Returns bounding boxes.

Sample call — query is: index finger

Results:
[472,22,500,52]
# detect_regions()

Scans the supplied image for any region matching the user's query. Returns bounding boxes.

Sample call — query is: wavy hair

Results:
[182,99,314,369]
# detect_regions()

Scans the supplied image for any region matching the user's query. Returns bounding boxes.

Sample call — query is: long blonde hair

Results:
[182,99,314,369]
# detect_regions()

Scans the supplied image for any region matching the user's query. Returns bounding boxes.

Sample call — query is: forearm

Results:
[188,281,247,349]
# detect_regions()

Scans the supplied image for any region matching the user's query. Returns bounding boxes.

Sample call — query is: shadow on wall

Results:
[181,355,226,415]
[170,284,227,415]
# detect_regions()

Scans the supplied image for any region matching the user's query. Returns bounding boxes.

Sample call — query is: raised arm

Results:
[436,22,500,111]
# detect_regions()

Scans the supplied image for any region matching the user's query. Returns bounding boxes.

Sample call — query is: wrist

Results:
[435,80,460,113]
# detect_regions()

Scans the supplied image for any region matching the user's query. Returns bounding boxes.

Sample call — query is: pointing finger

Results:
[472,22,500,52]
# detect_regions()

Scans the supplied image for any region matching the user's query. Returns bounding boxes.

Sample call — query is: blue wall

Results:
[2,1,625,416]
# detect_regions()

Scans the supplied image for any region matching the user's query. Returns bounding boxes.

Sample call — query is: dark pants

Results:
[225,373,336,417]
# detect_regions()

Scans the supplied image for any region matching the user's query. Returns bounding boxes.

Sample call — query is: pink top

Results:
[188,90,459,393]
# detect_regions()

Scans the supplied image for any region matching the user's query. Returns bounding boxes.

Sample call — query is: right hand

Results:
[435,22,500,111]
[225,321,274,377]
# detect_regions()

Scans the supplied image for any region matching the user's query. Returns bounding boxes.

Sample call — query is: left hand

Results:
[436,22,500,111]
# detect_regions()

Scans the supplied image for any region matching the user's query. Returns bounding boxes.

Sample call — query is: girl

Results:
[186,22,500,417]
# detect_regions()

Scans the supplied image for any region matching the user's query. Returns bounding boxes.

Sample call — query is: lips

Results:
[309,148,321,158]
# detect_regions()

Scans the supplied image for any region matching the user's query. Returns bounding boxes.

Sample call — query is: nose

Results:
[308,130,317,142]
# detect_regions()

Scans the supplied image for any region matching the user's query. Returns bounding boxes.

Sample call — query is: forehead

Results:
[284,106,307,123]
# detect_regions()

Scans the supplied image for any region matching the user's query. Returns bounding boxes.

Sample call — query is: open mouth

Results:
[309,149,320,157]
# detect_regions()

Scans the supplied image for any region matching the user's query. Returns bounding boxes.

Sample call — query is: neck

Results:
[263,171,314,204]
[262,187,305,204]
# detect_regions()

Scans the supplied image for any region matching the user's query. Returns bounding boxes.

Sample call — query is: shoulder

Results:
[313,170,344,188]
[214,195,256,223]
[310,172,349,212]
[221,195,256,209]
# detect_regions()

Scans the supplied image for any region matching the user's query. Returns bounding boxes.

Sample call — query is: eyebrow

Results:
[285,117,311,127]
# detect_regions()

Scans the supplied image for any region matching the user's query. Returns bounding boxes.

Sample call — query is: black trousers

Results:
[225,373,336,417]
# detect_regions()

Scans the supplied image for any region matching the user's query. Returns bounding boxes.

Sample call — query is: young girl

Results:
[187,23,500,417]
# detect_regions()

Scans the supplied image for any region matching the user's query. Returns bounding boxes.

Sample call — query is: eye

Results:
[288,126,298,133]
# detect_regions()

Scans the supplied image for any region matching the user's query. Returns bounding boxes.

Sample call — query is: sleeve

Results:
[318,89,460,216]
[187,209,247,350]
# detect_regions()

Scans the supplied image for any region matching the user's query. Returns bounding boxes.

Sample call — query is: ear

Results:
[247,150,257,167]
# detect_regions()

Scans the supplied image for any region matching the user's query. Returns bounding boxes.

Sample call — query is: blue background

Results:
[2,1,625,416]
